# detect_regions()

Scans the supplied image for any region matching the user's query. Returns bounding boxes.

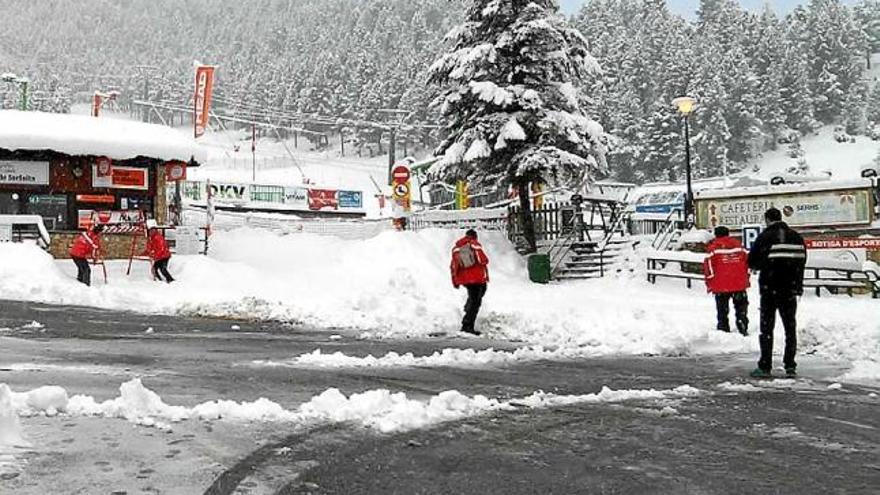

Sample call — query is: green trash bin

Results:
[528,254,551,284]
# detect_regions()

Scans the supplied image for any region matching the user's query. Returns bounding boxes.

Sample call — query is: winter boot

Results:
[784,368,797,378]
[750,368,772,379]
[460,327,481,336]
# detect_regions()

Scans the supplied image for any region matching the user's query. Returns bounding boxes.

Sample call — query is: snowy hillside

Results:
[750,127,880,180]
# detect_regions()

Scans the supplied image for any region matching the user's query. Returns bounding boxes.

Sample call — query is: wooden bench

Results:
[646,250,880,298]
[646,250,706,289]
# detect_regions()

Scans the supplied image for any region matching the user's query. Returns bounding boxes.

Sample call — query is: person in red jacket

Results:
[703,226,750,335]
[451,229,489,335]
[69,224,104,286]
[145,221,174,283]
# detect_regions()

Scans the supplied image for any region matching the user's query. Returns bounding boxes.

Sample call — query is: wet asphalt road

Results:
[1,300,879,495]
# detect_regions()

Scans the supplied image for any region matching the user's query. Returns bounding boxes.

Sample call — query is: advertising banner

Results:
[0,161,50,186]
[207,182,249,203]
[193,65,216,138]
[696,189,873,229]
[92,166,149,190]
[337,190,363,209]
[806,237,880,249]
[308,189,338,210]
[283,187,309,209]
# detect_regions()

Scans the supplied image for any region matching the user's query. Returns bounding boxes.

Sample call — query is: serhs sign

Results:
[193,65,216,138]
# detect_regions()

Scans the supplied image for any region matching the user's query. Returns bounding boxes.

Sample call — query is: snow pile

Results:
[254,346,608,370]
[0,110,206,163]
[0,385,28,449]
[297,388,504,433]
[0,228,878,375]
[3,379,702,434]
[839,360,880,383]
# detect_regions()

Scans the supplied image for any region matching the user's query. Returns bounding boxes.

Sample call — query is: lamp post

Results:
[672,96,696,226]
[1,73,29,111]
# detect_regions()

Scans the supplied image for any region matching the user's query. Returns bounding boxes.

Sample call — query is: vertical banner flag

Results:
[193,65,216,138]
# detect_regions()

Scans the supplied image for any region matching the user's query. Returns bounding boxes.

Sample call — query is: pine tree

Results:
[429,0,604,252]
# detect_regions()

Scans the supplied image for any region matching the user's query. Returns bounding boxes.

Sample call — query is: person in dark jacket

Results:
[451,229,489,335]
[69,224,104,286]
[703,226,750,335]
[747,208,807,378]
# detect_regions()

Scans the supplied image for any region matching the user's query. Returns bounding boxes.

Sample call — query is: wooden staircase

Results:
[553,236,638,280]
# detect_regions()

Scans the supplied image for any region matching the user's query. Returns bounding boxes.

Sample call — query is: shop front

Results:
[0,110,204,258]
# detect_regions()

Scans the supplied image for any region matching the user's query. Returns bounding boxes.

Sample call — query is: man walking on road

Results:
[451,229,489,336]
[747,208,807,378]
[703,226,750,335]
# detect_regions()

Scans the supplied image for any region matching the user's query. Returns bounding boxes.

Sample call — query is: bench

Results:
[646,250,880,298]
[0,214,51,249]
[646,250,706,289]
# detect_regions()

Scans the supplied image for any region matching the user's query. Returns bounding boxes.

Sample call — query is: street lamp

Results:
[672,96,696,226]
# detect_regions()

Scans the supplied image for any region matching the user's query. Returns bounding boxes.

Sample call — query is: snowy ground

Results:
[0,228,877,384]
[0,304,876,493]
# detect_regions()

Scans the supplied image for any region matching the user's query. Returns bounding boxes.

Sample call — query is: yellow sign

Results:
[456,180,469,210]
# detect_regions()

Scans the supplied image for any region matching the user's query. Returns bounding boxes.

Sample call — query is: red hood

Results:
[455,237,479,248]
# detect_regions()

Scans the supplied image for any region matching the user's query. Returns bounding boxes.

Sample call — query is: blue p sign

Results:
[742,224,763,251]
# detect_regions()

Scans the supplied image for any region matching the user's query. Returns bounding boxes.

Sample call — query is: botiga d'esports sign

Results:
[696,186,874,230]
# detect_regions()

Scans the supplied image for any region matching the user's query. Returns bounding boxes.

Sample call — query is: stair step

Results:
[554,272,604,280]
[558,266,605,274]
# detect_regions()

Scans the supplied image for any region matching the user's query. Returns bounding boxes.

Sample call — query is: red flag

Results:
[193,65,216,138]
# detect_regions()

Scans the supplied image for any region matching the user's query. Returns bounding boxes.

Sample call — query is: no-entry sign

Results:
[392,166,411,183]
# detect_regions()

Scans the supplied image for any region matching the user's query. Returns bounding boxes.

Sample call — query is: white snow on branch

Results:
[464,138,492,162]
[469,81,513,106]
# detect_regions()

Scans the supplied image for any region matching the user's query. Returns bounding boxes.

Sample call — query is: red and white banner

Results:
[806,237,880,250]
[92,165,149,190]
[308,189,338,211]
[193,65,216,138]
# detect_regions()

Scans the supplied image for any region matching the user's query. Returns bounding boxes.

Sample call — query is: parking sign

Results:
[742,224,763,251]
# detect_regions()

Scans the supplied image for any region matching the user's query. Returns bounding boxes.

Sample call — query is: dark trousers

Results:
[152,257,174,283]
[715,291,749,333]
[462,284,487,332]
[758,292,798,372]
[72,257,91,286]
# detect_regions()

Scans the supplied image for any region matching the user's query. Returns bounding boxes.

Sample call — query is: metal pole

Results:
[684,116,694,226]
[387,127,396,185]
[251,124,257,183]
[19,80,28,111]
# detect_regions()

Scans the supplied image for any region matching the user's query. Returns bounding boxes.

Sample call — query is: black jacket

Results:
[747,222,807,296]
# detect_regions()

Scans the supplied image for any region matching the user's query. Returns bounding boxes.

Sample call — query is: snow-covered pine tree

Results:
[428,0,605,252]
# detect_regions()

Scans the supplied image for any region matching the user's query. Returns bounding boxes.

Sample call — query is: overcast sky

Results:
[560,0,857,17]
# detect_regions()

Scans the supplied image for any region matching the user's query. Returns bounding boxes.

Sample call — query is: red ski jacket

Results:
[451,237,489,287]
[145,230,172,261]
[703,236,750,294]
[69,231,102,259]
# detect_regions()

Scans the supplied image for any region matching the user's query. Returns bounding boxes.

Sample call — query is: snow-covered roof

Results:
[0,110,206,164]
[695,179,874,200]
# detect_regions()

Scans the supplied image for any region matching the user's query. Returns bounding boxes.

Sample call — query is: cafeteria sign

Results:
[697,188,872,229]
